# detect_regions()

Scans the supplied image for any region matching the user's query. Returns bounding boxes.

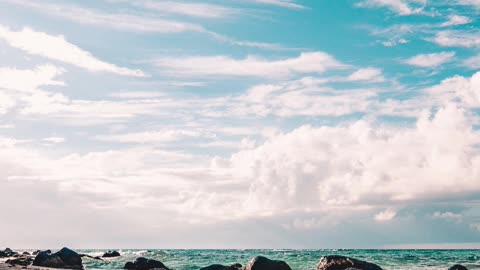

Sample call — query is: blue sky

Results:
[1,0,480,249]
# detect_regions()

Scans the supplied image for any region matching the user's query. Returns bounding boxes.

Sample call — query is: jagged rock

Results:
[201,263,242,270]
[6,256,33,266]
[244,256,291,270]
[124,257,170,270]
[33,248,83,269]
[449,265,468,270]
[316,255,383,270]
[102,251,121,258]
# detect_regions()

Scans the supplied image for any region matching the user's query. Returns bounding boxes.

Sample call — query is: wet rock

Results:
[22,252,31,256]
[102,251,121,258]
[0,248,18,258]
[201,263,242,270]
[80,254,103,261]
[33,247,83,269]
[244,256,291,270]
[123,257,170,270]
[449,265,468,270]
[6,256,33,266]
[317,255,383,270]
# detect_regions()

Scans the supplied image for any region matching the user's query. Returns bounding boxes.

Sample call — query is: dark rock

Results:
[124,257,170,270]
[102,251,121,258]
[80,254,104,261]
[22,252,31,256]
[449,265,468,270]
[201,264,242,270]
[6,256,33,266]
[317,255,383,270]
[244,256,291,270]
[33,247,83,269]
[0,248,18,258]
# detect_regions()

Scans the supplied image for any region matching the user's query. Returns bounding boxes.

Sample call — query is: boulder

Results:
[317,255,383,270]
[201,264,242,270]
[0,248,18,258]
[449,265,468,270]
[124,257,170,270]
[6,256,33,266]
[22,252,31,256]
[102,251,121,258]
[33,248,83,269]
[243,256,291,270]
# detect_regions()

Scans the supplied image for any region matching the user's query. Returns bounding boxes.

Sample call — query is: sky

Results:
[0,0,480,249]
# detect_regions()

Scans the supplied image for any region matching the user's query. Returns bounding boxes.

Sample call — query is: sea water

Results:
[76,249,480,270]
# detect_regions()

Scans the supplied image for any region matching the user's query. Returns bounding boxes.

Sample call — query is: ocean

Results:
[75,249,480,270]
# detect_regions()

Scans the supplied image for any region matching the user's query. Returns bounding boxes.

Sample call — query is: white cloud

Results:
[404,52,455,68]
[155,52,347,78]
[250,0,305,9]
[131,1,239,18]
[0,64,64,93]
[374,209,397,222]
[356,0,427,15]
[463,54,480,69]
[43,137,65,144]
[0,25,145,77]
[5,0,206,34]
[441,15,472,27]
[95,130,213,144]
[433,211,462,219]
[347,68,385,82]
[427,71,480,108]
[432,30,480,48]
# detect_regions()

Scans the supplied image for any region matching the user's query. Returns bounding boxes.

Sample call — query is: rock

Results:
[244,256,291,270]
[124,257,170,270]
[33,248,83,269]
[201,264,243,270]
[22,252,31,256]
[316,255,383,270]
[102,251,121,258]
[0,248,18,258]
[449,265,468,270]
[80,254,103,261]
[6,256,33,266]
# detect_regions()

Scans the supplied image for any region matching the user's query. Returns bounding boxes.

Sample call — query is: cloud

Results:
[126,0,239,19]
[347,68,385,82]
[356,0,427,15]
[404,52,455,68]
[433,211,462,219]
[248,0,305,9]
[440,15,472,27]
[95,130,213,144]
[155,52,347,78]
[427,71,480,108]
[375,209,397,222]
[432,30,480,48]
[0,64,64,93]
[0,25,145,77]
[5,0,206,34]
[463,54,480,69]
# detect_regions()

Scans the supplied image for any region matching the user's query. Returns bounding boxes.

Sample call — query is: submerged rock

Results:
[449,265,468,270]
[124,257,170,270]
[33,247,83,269]
[317,255,383,270]
[244,256,291,270]
[102,251,121,258]
[201,263,242,270]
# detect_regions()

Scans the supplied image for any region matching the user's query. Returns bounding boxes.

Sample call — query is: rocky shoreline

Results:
[0,248,471,270]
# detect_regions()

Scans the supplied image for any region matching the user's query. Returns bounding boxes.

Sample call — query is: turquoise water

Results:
[76,249,480,270]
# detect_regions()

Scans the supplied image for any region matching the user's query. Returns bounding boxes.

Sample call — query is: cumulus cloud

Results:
[0,25,145,77]
[441,15,472,27]
[404,52,455,68]
[155,52,347,78]
[432,30,480,48]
